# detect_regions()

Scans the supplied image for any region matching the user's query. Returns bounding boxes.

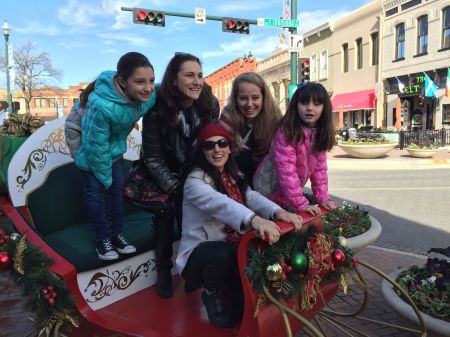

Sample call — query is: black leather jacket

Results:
[141,99,219,194]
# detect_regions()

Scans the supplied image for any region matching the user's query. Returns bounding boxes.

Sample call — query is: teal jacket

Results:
[76,70,156,188]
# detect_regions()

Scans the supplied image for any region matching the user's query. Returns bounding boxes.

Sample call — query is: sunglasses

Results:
[201,138,230,151]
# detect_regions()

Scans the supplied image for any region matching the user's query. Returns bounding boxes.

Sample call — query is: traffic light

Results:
[222,18,250,34]
[300,58,310,83]
[133,8,165,27]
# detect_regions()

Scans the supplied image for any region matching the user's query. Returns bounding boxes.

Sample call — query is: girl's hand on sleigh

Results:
[321,200,340,211]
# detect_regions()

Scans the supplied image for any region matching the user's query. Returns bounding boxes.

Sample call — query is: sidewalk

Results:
[328,146,450,170]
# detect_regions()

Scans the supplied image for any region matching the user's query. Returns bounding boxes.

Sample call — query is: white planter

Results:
[382,268,450,337]
[339,143,396,159]
[406,148,438,158]
[345,215,382,251]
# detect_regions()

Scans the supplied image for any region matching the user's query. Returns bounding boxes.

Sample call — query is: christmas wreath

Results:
[245,223,358,314]
[0,221,79,337]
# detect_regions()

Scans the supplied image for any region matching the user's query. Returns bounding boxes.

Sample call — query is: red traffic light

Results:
[302,60,310,67]
[137,10,147,21]
[227,19,236,29]
[222,17,250,34]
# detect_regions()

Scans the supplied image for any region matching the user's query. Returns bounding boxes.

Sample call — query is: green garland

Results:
[0,221,79,337]
[245,223,357,312]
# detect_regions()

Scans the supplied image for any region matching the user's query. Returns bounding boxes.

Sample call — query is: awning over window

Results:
[332,89,376,112]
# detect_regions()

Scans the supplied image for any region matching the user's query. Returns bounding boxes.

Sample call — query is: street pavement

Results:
[1,146,449,336]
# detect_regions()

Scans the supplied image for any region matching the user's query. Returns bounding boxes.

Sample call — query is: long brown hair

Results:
[157,53,215,127]
[224,72,282,156]
[280,82,334,152]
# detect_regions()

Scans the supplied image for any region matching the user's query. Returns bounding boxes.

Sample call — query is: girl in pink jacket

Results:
[269,82,339,215]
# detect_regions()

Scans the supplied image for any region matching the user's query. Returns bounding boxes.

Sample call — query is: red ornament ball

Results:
[332,249,345,265]
[0,251,11,271]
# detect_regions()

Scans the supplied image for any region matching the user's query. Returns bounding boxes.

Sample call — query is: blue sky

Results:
[1,0,372,89]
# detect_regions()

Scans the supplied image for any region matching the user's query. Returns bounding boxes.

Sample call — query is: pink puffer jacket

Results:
[269,128,329,211]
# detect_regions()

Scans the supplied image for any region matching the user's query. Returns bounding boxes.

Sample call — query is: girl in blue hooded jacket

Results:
[76,52,156,260]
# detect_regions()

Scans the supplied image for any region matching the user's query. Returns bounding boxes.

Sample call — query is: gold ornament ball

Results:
[338,236,348,247]
[265,263,283,281]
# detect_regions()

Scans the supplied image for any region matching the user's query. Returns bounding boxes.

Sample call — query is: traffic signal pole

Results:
[290,0,298,88]
[123,4,298,86]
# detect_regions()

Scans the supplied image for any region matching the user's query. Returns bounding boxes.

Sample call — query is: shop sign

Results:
[402,75,424,94]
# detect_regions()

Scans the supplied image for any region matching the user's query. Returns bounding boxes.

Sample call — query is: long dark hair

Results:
[193,146,248,203]
[280,82,335,152]
[79,52,153,108]
[157,52,215,127]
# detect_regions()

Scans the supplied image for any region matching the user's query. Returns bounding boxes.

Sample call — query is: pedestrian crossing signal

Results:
[133,8,165,27]
[222,17,250,34]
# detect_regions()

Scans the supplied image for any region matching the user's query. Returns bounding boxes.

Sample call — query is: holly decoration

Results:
[41,285,58,305]
[0,251,11,270]
[290,251,308,273]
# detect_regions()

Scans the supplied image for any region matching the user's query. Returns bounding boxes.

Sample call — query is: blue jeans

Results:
[81,158,125,241]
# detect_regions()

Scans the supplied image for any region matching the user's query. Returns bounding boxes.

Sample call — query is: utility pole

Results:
[2,21,12,115]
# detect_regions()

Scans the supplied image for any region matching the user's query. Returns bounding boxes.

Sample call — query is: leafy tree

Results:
[1,41,62,113]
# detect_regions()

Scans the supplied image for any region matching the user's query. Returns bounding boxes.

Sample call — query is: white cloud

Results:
[14,21,60,36]
[297,9,352,34]
[96,32,150,47]
[216,1,273,14]
[202,33,280,59]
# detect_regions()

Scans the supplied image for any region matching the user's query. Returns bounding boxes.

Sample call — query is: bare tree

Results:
[1,41,62,113]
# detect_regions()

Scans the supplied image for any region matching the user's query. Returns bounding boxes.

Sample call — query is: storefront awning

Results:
[332,89,376,112]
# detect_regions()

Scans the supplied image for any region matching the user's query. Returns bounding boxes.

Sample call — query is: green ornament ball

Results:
[291,252,308,272]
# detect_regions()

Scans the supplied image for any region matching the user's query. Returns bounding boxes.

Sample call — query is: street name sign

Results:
[194,8,206,24]
[257,18,299,28]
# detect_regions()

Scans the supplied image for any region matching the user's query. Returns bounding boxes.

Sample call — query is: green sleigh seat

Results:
[27,162,161,272]
[8,118,178,273]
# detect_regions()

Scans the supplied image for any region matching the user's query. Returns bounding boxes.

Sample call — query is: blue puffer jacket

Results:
[76,70,156,188]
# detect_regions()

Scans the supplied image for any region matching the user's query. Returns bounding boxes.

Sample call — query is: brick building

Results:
[0,83,89,120]
[205,54,257,109]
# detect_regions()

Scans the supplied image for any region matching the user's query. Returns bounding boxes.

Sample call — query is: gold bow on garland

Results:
[0,112,45,136]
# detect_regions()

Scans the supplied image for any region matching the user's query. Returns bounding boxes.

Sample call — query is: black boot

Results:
[154,211,174,298]
[156,268,173,298]
[201,288,235,328]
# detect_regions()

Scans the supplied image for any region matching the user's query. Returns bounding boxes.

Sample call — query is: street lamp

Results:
[2,21,12,115]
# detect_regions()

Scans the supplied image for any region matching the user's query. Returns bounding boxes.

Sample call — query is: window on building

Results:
[34,98,46,108]
[417,15,428,54]
[356,38,363,69]
[443,7,450,49]
[443,104,450,124]
[310,54,317,81]
[342,43,349,73]
[371,32,379,65]
[396,23,405,59]
[48,98,57,108]
[320,50,328,79]
[63,98,68,108]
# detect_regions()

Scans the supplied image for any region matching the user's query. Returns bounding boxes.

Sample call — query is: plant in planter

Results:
[396,247,450,323]
[407,138,439,158]
[339,133,396,158]
[321,201,371,239]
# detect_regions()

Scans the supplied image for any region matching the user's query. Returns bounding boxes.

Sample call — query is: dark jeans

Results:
[182,241,240,291]
[81,158,125,241]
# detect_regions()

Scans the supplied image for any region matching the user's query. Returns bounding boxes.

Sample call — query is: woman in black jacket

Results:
[141,52,219,298]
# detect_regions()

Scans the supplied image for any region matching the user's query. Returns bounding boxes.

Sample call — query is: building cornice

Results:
[383,0,407,11]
